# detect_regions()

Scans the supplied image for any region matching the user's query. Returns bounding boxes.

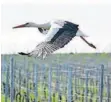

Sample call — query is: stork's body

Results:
[13,20,96,58]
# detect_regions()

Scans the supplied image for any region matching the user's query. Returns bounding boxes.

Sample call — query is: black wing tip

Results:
[18,52,30,56]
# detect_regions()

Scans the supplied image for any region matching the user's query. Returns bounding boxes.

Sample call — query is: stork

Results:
[13,20,96,58]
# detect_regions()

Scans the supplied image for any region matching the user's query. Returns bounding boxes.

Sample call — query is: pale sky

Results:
[1,2,111,54]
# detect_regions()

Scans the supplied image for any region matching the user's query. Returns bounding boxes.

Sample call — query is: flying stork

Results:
[13,20,96,58]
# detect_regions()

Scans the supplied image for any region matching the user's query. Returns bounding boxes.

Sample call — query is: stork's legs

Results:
[80,36,96,49]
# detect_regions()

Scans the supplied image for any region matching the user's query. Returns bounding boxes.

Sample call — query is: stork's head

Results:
[13,22,37,29]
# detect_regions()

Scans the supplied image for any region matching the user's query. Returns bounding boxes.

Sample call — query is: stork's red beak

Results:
[13,24,26,29]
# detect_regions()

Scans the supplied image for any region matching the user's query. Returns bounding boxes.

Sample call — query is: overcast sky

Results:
[1,2,111,54]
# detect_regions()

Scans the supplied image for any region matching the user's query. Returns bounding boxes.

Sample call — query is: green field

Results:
[1,53,111,102]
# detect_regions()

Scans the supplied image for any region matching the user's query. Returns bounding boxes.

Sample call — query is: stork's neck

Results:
[35,22,51,29]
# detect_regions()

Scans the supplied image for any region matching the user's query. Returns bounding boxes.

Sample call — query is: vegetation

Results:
[1,53,111,102]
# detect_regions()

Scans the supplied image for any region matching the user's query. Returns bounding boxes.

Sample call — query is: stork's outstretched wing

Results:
[29,31,75,58]
[19,22,77,58]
